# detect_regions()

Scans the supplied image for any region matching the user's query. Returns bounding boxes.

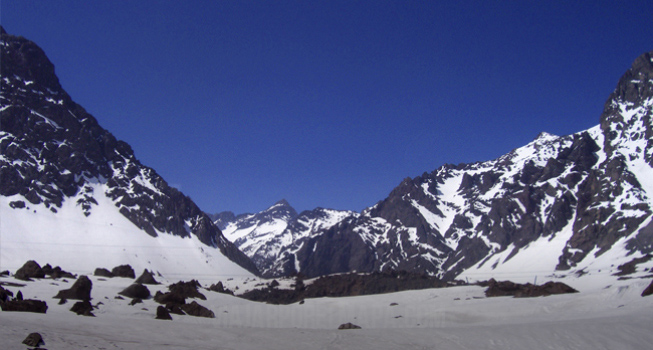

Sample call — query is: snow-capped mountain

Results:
[0,27,258,276]
[214,200,355,277]
[227,51,653,280]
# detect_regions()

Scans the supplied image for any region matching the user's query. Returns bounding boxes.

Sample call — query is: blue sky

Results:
[2,1,652,215]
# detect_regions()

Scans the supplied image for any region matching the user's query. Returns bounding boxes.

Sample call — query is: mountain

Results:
[227,51,653,280]
[0,27,258,276]
[215,200,354,277]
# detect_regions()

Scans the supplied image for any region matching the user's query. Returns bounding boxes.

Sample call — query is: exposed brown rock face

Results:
[484,278,578,298]
[240,271,449,304]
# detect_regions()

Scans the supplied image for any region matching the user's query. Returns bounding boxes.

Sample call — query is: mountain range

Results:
[2,26,652,283]
[215,52,653,280]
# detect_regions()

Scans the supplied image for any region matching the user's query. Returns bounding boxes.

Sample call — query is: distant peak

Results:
[533,131,557,142]
[274,199,291,207]
[265,199,298,219]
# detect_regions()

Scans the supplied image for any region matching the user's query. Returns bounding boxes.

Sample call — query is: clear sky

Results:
[2,1,652,215]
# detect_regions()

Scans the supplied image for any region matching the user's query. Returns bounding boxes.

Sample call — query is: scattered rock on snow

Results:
[180,301,215,318]
[111,265,135,278]
[54,275,92,300]
[166,303,185,315]
[169,280,206,300]
[70,300,95,316]
[134,269,159,285]
[484,278,578,298]
[42,263,76,279]
[154,291,186,306]
[94,267,114,278]
[22,332,44,347]
[0,299,48,313]
[14,260,45,281]
[208,281,234,295]
[0,285,14,302]
[338,322,362,330]
[156,305,173,320]
[119,283,151,300]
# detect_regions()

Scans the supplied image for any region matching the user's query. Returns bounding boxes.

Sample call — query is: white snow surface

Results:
[0,183,254,280]
[0,272,651,349]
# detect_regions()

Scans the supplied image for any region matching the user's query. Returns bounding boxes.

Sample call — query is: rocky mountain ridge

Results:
[220,51,653,280]
[0,27,258,275]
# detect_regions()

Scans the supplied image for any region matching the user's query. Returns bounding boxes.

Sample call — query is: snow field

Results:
[0,189,253,279]
[1,273,652,350]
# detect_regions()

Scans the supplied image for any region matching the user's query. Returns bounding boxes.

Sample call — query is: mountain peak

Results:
[266,199,298,219]
[1,28,259,275]
[273,199,291,208]
[1,28,63,94]
[609,50,653,107]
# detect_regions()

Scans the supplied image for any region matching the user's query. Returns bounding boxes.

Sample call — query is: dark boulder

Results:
[54,275,92,300]
[642,279,653,297]
[42,263,76,279]
[94,267,114,277]
[166,303,185,315]
[0,285,14,302]
[118,283,151,299]
[22,332,44,347]
[111,264,135,278]
[129,298,143,306]
[156,305,173,320]
[70,300,95,316]
[134,269,159,285]
[180,301,215,318]
[338,322,361,330]
[208,281,234,295]
[169,280,206,300]
[0,299,48,313]
[154,291,186,305]
[14,260,45,281]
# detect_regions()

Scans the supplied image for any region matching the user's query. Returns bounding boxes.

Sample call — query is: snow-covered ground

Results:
[1,271,651,349]
[0,190,253,280]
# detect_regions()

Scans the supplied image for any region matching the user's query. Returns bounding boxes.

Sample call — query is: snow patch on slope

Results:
[0,183,253,279]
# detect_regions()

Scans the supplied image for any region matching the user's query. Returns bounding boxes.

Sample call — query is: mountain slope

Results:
[216,200,355,277]
[231,51,653,280]
[0,27,258,276]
